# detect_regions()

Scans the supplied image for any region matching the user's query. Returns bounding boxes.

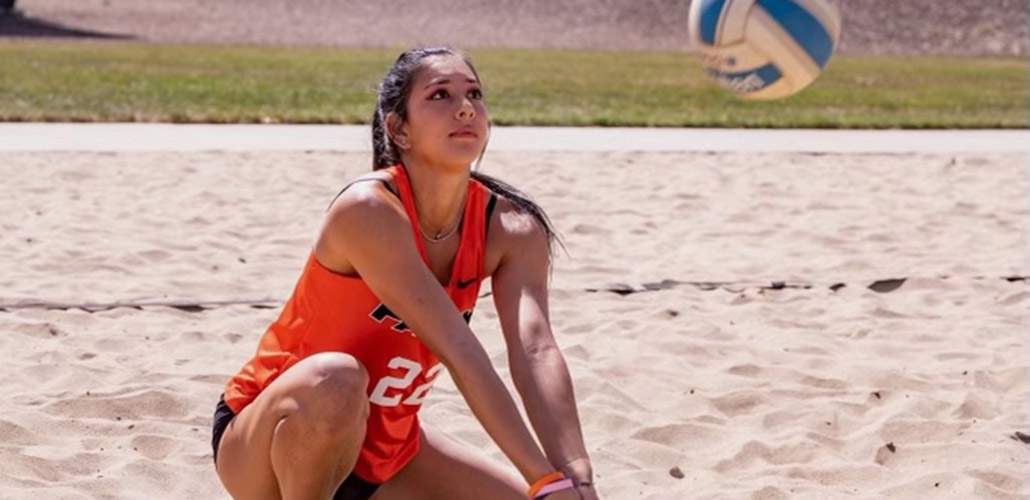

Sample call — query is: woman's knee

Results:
[215,352,370,497]
[307,352,369,395]
[292,352,370,425]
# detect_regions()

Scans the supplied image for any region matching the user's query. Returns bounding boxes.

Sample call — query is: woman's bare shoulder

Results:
[484,195,550,276]
[317,173,407,274]
[326,171,399,212]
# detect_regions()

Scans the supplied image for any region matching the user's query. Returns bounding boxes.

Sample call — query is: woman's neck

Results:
[401,156,470,237]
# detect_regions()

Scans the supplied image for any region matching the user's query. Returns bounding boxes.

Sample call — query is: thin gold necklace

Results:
[412,174,466,243]
[419,201,464,242]
[419,214,461,242]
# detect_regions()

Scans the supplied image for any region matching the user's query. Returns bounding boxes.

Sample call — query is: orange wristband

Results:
[527,471,566,498]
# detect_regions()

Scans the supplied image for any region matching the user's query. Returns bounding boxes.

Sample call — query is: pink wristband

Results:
[534,478,575,498]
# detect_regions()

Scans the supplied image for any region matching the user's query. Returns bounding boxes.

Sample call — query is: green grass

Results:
[0,40,1026,128]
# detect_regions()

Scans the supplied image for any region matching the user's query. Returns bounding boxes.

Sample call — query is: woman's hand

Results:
[558,458,597,500]
[574,484,599,500]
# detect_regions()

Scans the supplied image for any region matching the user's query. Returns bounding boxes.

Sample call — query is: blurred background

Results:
[1,0,1027,55]
[0,1,1027,127]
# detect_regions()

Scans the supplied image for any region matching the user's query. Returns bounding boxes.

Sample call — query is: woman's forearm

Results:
[447,343,555,484]
[511,346,593,481]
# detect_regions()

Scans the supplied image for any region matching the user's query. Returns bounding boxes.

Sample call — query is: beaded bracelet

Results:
[535,478,575,498]
[527,471,566,499]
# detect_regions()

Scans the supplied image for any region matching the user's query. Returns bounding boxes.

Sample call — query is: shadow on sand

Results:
[0,9,134,40]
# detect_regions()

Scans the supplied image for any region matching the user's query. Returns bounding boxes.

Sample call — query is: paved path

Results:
[0,124,1026,153]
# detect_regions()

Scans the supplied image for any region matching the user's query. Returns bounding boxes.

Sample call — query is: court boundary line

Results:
[1,124,1027,153]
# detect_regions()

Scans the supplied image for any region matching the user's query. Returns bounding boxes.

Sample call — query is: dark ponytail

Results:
[371,47,564,258]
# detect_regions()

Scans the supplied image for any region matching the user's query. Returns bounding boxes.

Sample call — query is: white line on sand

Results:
[0,123,1026,153]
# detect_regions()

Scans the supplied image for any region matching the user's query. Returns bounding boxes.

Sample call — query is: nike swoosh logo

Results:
[456,277,478,289]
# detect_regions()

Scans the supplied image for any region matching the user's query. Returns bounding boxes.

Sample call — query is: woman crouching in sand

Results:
[211,47,597,500]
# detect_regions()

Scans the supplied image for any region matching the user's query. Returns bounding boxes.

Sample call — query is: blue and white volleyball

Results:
[688,0,842,100]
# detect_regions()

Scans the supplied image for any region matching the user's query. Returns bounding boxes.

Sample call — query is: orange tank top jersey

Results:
[223,165,495,484]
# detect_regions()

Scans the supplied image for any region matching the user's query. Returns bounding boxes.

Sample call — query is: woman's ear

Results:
[385,112,411,150]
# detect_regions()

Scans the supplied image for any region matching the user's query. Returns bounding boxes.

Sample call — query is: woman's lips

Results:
[450,130,478,138]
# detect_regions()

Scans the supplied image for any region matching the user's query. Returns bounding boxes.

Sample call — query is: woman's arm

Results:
[491,215,595,491]
[323,184,554,485]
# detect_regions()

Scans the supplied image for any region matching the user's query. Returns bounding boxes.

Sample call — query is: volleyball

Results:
[688,0,842,100]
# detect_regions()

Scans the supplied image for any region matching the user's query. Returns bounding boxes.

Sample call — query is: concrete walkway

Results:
[0,123,1027,153]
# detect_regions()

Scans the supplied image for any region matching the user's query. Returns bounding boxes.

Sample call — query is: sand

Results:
[0,150,1027,499]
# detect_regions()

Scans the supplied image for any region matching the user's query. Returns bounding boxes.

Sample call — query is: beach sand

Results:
[1,150,1027,499]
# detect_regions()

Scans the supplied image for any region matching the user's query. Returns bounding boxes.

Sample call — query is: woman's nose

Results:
[457,100,475,120]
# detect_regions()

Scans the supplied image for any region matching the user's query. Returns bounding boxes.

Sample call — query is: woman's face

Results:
[392,55,489,171]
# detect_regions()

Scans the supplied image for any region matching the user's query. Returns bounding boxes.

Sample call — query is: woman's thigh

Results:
[215,352,370,500]
[371,425,525,500]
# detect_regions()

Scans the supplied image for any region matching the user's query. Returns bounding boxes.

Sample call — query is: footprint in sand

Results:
[715,440,818,472]
[965,469,1023,493]
[44,388,190,420]
[12,321,68,339]
[952,393,998,420]
[710,391,768,417]
[130,434,178,461]
[630,422,723,451]
[999,291,1030,305]
[751,486,788,500]
[0,419,38,446]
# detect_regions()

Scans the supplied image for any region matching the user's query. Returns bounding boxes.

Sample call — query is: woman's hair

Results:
[370,46,563,259]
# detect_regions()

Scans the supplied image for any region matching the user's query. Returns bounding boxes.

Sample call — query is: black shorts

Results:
[212,393,381,500]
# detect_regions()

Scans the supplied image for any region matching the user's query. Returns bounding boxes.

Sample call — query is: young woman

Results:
[211,47,597,500]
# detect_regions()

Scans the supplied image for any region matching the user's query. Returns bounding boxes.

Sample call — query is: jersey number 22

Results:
[368,356,443,407]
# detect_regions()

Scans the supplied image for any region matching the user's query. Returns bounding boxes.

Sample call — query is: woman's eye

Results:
[430,88,482,100]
